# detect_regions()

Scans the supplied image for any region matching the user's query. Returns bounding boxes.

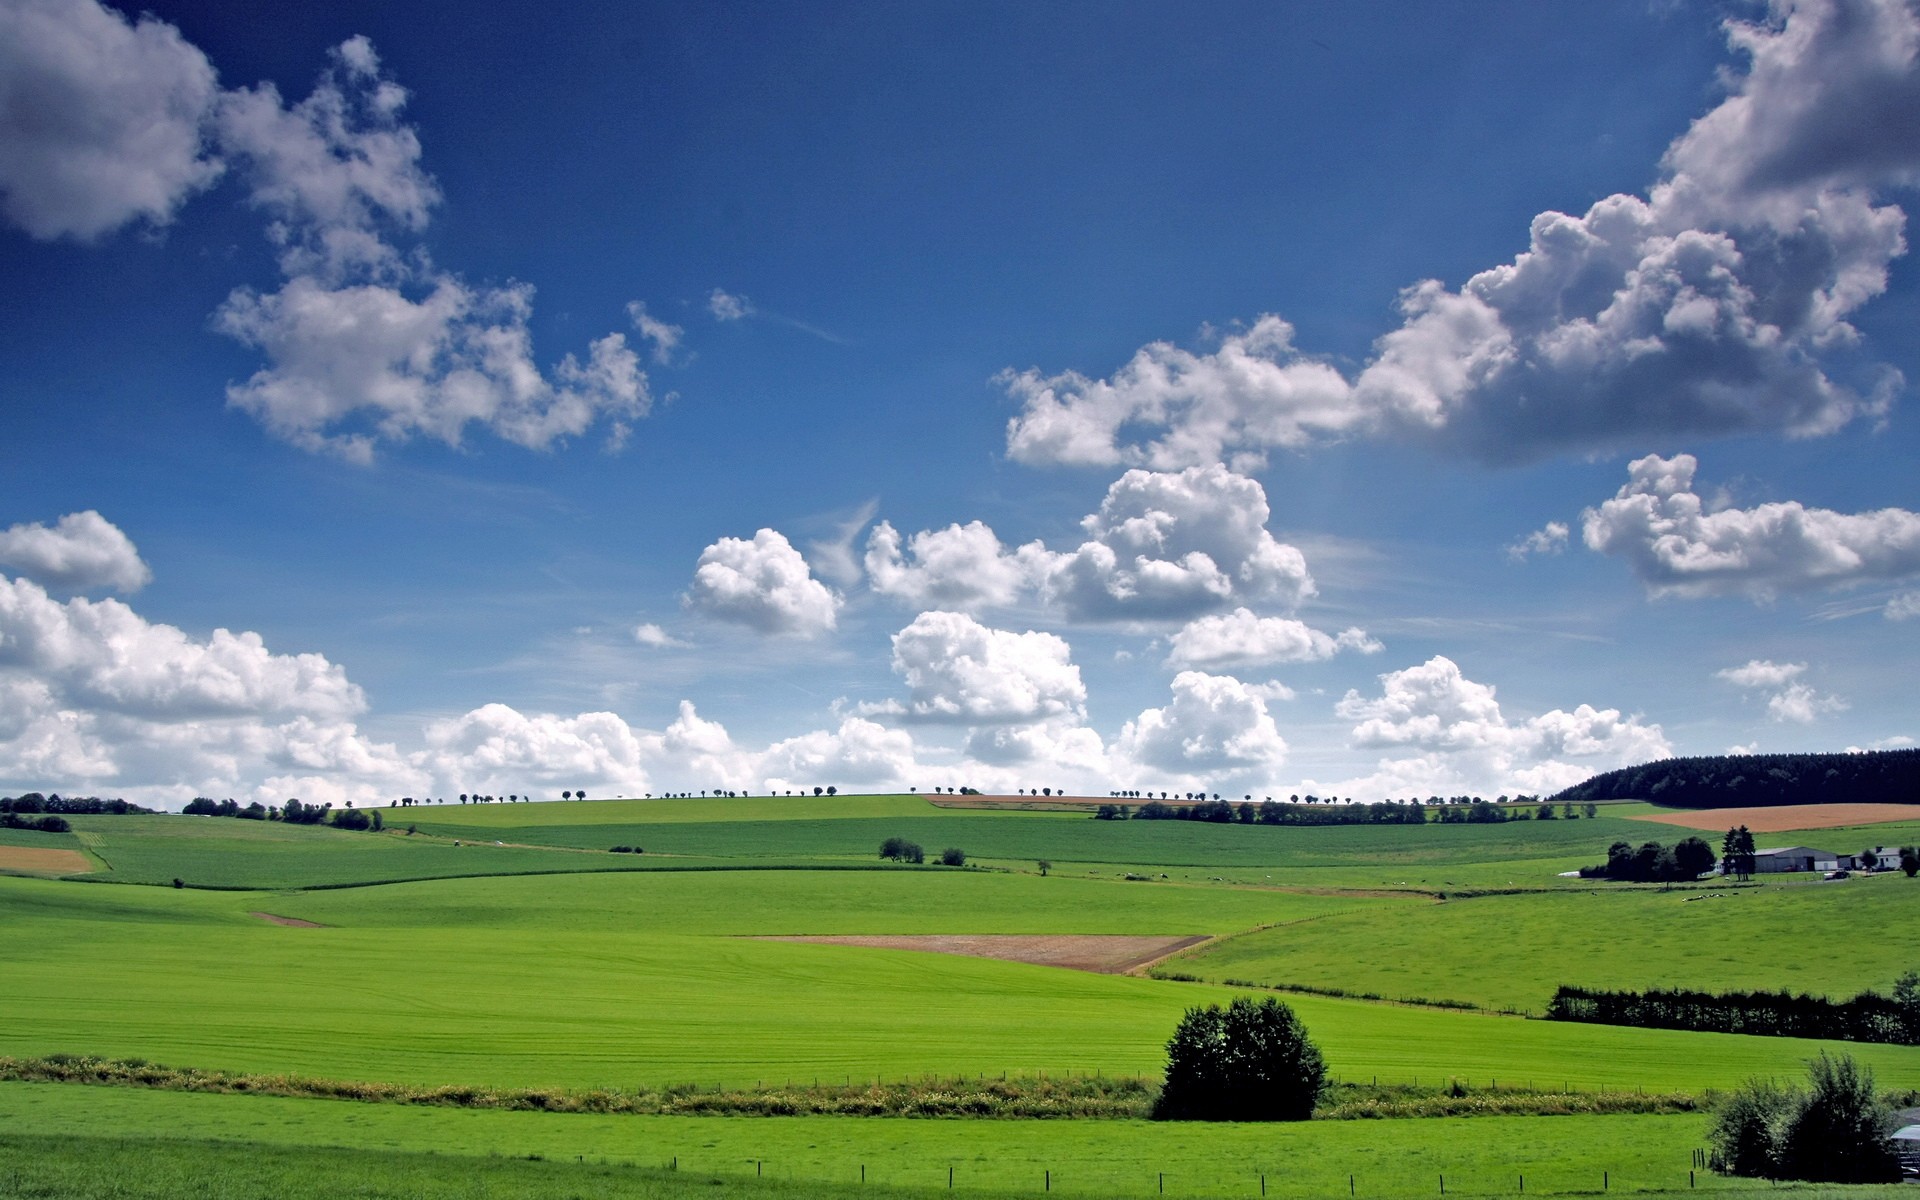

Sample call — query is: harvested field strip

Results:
[0,1056,1704,1121]
[1629,802,1920,833]
[0,845,92,874]
[761,934,1209,974]
[250,912,327,928]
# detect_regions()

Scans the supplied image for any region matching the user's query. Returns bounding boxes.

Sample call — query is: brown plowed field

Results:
[0,845,91,874]
[762,934,1207,974]
[1631,802,1920,834]
[250,912,328,928]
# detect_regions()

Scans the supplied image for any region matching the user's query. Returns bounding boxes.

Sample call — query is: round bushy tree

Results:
[1152,996,1326,1121]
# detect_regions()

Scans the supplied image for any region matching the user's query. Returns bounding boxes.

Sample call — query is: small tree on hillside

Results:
[1709,1053,1900,1183]
[1153,996,1326,1121]
[1901,846,1919,877]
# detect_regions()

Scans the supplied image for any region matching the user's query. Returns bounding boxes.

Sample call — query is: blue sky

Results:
[0,0,1915,807]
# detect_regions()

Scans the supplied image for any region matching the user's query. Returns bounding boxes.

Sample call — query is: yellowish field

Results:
[1629,802,1920,833]
[0,845,91,874]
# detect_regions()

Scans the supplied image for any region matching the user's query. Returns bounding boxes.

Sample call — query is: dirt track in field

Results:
[762,934,1208,974]
[250,912,328,928]
[1630,802,1920,834]
[0,845,91,874]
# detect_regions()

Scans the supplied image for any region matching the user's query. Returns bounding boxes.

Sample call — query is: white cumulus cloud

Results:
[684,528,842,637]
[1113,670,1290,782]
[0,511,150,593]
[1715,658,1848,723]
[1581,453,1920,599]
[1507,522,1569,561]
[1332,656,1668,796]
[864,520,1033,612]
[1165,607,1379,670]
[0,0,223,241]
[1003,0,1918,467]
[879,610,1085,725]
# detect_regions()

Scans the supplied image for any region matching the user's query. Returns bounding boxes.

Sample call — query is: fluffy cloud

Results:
[1507,522,1569,561]
[708,288,753,321]
[0,567,417,806]
[1003,0,1917,467]
[1332,656,1669,795]
[0,574,363,720]
[1888,591,1920,620]
[0,0,222,241]
[1113,671,1289,782]
[880,611,1085,725]
[1033,465,1313,622]
[421,703,650,795]
[208,41,654,460]
[2,6,664,459]
[1715,659,1848,723]
[1003,316,1358,470]
[1581,453,1920,599]
[864,520,1032,611]
[865,465,1315,626]
[633,622,684,648]
[626,301,684,364]
[758,715,920,793]
[0,511,150,593]
[1165,607,1379,670]
[684,528,842,637]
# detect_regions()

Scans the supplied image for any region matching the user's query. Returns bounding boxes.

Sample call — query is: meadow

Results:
[3,792,1916,1198]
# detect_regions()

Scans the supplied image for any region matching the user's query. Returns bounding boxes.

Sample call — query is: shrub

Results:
[1709,1053,1900,1183]
[939,847,966,867]
[1152,996,1326,1121]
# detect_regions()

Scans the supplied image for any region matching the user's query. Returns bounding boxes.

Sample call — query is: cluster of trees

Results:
[0,812,69,833]
[1548,972,1920,1046]
[1153,997,1327,1121]
[182,796,381,831]
[1,793,151,815]
[1708,1054,1902,1183]
[1551,748,1920,809]
[1578,837,1718,882]
[877,837,967,866]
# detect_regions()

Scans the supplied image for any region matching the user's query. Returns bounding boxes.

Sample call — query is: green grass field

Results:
[1167,871,1920,1011]
[3,1082,1896,1199]
[5,794,1917,1198]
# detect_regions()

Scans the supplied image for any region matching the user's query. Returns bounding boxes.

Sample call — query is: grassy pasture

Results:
[1169,872,1920,1011]
[5,870,1917,1095]
[58,813,749,888]
[8,794,1920,1197]
[399,794,1670,889]
[0,1082,1888,1199]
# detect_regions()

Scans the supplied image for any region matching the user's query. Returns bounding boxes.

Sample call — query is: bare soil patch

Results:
[250,912,328,928]
[762,933,1207,974]
[0,845,91,874]
[1631,802,1920,834]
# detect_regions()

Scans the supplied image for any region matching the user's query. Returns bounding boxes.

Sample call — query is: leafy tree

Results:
[1709,1053,1900,1183]
[939,847,966,867]
[1036,860,1051,877]
[1901,846,1919,877]
[1152,996,1326,1121]
[1673,836,1717,879]
[879,836,923,864]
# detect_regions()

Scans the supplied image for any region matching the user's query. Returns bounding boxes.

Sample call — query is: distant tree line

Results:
[1576,837,1718,882]
[1550,748,1920,809]
[1,793,152,815]
[0,812,70,833]
[1548,972,1920,1046]
[1095,797,1593,827]
[183,796,381,831]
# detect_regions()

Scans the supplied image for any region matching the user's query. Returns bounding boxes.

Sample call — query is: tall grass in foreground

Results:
[0,1055,1705,1120]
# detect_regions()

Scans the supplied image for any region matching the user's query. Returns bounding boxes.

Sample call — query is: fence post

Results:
[1046,1169,1051,1191]
[949,1166,954,1189]
[1440,1173,1445,1194]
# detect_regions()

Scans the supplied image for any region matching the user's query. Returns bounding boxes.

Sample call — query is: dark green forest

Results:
[1549,749,1920,809]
